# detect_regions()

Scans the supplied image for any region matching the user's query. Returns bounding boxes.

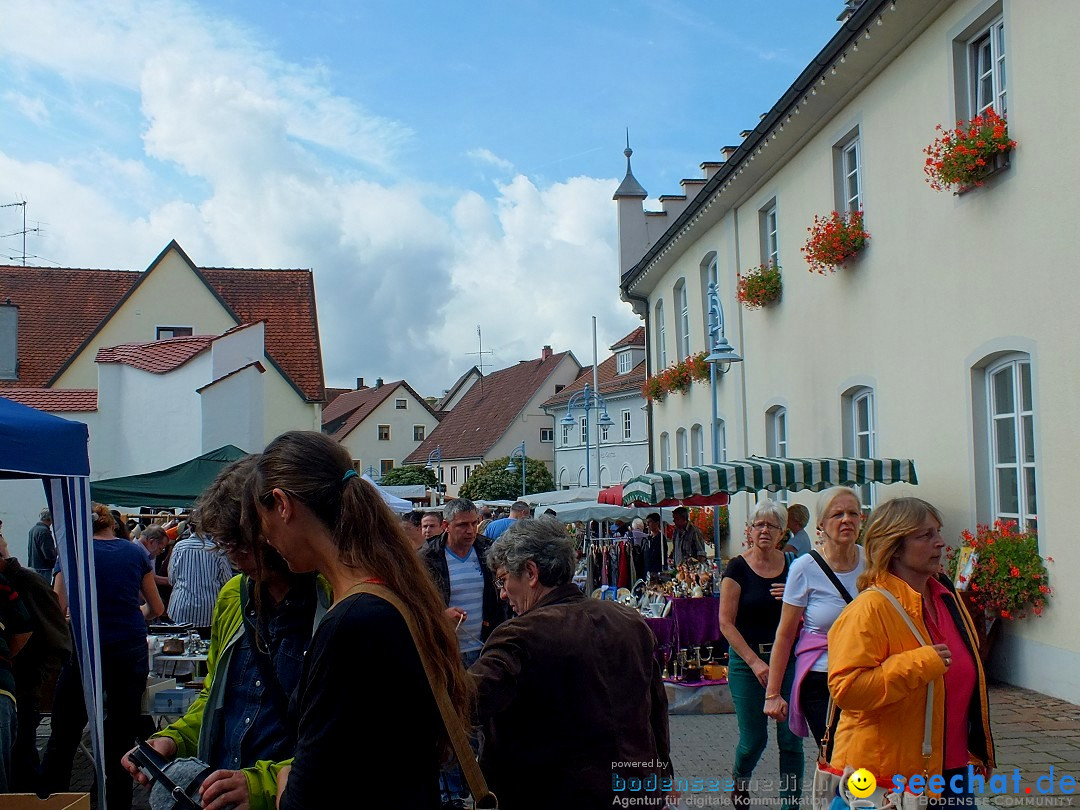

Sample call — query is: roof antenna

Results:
[466,325,493,398]
[1,199,40,266]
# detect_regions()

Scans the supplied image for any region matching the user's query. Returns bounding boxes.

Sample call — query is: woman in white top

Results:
[763,487,864,746]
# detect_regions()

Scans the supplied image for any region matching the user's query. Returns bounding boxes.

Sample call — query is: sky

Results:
[0,0,841,397]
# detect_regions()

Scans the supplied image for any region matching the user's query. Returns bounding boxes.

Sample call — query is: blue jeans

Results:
[727,648,804,810]
[441,648,483,800]
[0,694,15,792]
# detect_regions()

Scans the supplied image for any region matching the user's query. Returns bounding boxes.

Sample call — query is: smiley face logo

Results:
[847,768,877,798]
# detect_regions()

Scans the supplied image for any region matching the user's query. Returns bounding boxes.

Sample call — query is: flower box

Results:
[801,210,870,274]
[736,263,782,310]
[642,352,710,402]
[924,108,1016,194]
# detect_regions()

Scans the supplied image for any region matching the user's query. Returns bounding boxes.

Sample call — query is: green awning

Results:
[90,445,249,508]
[621,456,918,506]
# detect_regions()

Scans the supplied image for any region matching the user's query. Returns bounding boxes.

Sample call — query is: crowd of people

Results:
[0,432,996,809]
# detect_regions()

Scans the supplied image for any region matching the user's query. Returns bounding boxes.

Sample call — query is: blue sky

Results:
[0,0,841,395]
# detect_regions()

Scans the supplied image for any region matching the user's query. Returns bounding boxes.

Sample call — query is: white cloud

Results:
[0,0,640,398]
[467,148,514,173]
[3,91,48,125]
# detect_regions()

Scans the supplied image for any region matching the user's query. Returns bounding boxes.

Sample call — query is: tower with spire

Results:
[613,134,650,284]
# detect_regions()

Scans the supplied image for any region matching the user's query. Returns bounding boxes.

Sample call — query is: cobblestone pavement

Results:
[49,684,1080,809]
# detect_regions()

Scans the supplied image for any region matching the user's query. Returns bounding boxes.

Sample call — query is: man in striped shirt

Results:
[167,531,233,631]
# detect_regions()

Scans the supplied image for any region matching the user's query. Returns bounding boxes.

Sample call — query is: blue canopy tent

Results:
[0,397,105,806]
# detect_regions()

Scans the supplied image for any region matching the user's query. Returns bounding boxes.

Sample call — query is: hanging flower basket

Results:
[801,209,870,274]
[924,108,1016,193]
[642,352,710,402]
[736,263,782,310]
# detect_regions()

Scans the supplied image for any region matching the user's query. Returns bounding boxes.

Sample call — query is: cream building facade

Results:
[617,0,1079,701]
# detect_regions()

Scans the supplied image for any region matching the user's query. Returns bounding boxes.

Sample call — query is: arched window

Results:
[715,418,727,463]
[690,424,704,466]
[674,279,690,359]
[676,428,688,469]
[766,406,789,504]
[700,252,718,344]
[621,464,634,483]
[659,432,670,471]
[986,356,1036,529]
[654,300,667,369]
[559,467,569,490]
[842,386,877,511]
[577,466,588,487]
[599,466,610,486]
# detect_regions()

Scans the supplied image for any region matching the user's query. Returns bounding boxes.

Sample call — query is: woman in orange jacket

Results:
[826,498,993,807]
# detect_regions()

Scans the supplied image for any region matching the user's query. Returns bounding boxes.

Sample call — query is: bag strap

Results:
[342,583,498,808]
[870,586,935,770]
[808,550,854,604]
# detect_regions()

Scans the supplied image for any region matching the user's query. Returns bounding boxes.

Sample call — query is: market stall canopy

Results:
[0,396,90,478]
[360,474,413,514]
[600,482,728,508]
[622,456,918,506]
[540,500,675,524]
[524,487,601,507]
[90,445,248,508]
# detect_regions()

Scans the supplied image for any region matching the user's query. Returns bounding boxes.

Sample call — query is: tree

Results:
[379,465,438,488]
[458,457,554,501]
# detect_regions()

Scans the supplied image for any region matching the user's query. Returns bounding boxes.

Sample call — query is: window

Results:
[676,428,688,468]
[379,459,394,477]
[659,432,670,471]
[970,16,1006,117]
[844,388,877,512]
[835,130,862,213]
[617,351,632,374]
[675,279,690,359]
[622,409,632,441]
[760,201,778,266]
[600,423,609,442]
[450,466,458,485]
[655,300,667,368]
[562,424,570,445]
[578,467,588,487]
[156,326,193,340]
[377,424,390,441]
[438,466,445,483]
[580,416,587,445]
[621,464,634,483]
[766,406,788,504]
[463,465,471,481]
[988,358,1036,529]
[395,398,407,409]
[715,418,728,463]
[539,427,554,443]
[700,253,719,344]
[691,424,704,466]
[413,425,425,441]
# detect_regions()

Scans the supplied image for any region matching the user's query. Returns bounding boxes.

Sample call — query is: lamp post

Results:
[561,383,615,488]
[505,441,527,497]
[425,445,443,504]
[705,281,743,564]
[364,464,379,481]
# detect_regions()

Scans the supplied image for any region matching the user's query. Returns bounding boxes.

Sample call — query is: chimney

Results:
[356,377,365,389]
[375,377,384,388]
[541,345,553,361]
[0,300,18,381]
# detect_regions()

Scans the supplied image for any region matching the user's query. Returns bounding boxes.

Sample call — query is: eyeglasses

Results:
[494,576,507,591]
[749,521,782,532]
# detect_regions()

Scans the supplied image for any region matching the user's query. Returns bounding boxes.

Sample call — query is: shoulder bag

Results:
[812,586,934,809]
[343,582,499,808]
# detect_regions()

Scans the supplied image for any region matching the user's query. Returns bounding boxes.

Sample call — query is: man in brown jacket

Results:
[471,516,671,809]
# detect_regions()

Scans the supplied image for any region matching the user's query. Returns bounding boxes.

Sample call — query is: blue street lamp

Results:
[560,383,615,488]
[505,441,527,497]
[706,281,743,563]
[425,445,443,503]
[364,464,379,482]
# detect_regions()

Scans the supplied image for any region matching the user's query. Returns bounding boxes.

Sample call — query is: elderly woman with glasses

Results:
[719,500,803,809]
[471,516,671,810]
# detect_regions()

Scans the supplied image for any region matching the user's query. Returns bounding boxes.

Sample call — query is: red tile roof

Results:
[1,388,97,412]
[611,326,646,349]
[323,380,437,442]
[405,352,576,463]
[0,244,325,401]
[541,355,646,409]
[96,335,215,373]
[325,387,352,407]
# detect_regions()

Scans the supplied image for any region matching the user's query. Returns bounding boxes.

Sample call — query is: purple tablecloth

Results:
[670,596,721,648]
[644,616,675,669]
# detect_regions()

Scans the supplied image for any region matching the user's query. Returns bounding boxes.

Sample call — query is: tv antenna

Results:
[1,200,41,266]
[466,325,494,397]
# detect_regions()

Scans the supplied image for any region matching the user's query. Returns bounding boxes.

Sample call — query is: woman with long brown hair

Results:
[247,431,472,809]
[826,497,993,807]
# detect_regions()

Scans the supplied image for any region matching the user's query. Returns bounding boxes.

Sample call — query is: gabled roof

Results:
[322,380,437,442]
[541,355,646,409]
[611,326,646,350]
[406,351,575,463]
[0,241,325,401]
[436,365,481,411]
[0,389,98,412]
[96,335,215,374]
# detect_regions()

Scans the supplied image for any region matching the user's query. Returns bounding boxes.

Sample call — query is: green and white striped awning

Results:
[621,456,918,506]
